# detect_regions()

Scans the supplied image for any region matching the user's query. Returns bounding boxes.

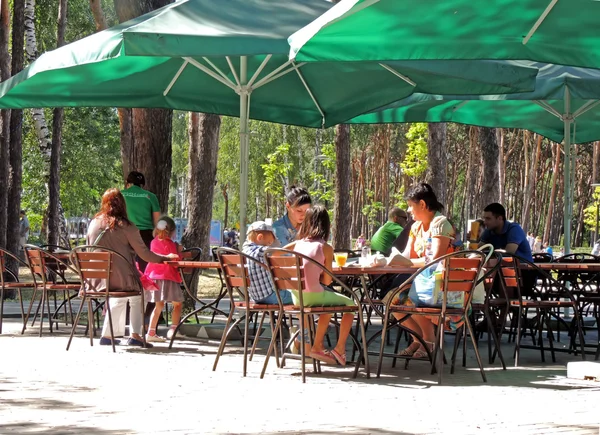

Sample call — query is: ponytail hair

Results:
[405,183,443,212]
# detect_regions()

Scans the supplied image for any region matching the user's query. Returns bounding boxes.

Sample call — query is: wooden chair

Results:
[378,250,487,384]
[22,246,81,336]
[0,248,32,334]
[263,248,370,383]
[66,245,147,352]
[499,253,586,365]
[212,247,284,377]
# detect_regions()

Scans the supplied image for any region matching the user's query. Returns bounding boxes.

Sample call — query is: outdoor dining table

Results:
[165,260,228,348]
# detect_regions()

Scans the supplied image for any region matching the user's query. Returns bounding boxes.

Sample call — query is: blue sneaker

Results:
[126,338,154,348]
[99,337,120,346]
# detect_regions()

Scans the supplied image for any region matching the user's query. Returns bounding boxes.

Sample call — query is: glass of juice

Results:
[334,252,348,267]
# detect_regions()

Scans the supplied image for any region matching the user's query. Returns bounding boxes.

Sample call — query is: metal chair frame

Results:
[463,250,507,370]
[66,245,147,352]
[210,246,229,323]
[499,253,586,365]
[212,247,284,377]
[22,245,80,336]
[161,247,202,327]
[0,248,31,334]
[263,248,370,383]
[377,250,488,384]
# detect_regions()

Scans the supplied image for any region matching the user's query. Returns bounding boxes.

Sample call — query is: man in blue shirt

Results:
[480,202,536,297]
[480,203,533,262]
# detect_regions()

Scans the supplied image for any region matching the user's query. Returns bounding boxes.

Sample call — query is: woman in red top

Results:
[144,216,182,342]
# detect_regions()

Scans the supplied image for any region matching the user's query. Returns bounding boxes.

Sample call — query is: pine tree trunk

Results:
[89,0,107,31]
[48,0,68,246]
[544,142,561,244]
[332,124,350,250]
[7,0,25,264]
[521,133,542,232]
[0,0,11,248]
[479,127,500,209]
[465,127,478,222]
[129,108,173,208]
[498,129,505,204]
[426,123,447,206]
[221,184,228,230]
[114,0,174,209]
[181,113,220,311]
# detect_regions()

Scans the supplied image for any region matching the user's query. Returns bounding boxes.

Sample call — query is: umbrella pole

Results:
[563,88,572,254]
[239,56,249,244]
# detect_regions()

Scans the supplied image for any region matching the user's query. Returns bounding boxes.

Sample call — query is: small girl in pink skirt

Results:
[144,216,182,342]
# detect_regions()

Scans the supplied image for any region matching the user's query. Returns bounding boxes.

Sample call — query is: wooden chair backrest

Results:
[218,251,250,292]
[498,256,520,290]
[263,252,305,292]
[24,248,47,284]
[443,257,482,293]
[73,251,111,284]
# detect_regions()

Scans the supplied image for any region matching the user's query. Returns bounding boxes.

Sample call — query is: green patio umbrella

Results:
[349,63,600,252]
[289,0,600,252]
[0,0,540,241]
[289,0,600,68]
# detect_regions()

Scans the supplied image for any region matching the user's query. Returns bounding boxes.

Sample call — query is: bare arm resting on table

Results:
[402,234,451,267]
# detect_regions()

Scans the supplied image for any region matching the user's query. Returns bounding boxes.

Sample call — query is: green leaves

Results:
[261,143,293,203]
[400,123,428,178]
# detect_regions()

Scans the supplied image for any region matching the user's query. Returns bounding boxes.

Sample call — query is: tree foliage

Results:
[401,122,428,178]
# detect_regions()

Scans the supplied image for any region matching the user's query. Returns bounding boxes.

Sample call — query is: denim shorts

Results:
[255,290,293,305]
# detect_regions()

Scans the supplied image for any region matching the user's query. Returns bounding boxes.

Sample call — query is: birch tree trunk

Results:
[333,124,351,250]
[426,123,447,206]
[181,113,220,310]
[7,0,25,263]
[24,0,51,164]
[24,0,68,244]
[114,0,174,209]
[47,0,68,246]
[479,127,500,209]
[0,0,10,248]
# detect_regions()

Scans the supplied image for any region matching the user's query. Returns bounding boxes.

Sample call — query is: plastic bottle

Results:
[361,245,370,265]
[424,238,433,264]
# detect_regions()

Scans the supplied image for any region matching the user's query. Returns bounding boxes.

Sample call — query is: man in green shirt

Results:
[121,171,161,270]
[370,207,408,255]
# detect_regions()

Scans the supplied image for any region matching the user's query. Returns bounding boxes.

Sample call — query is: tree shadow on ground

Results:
[234,428,413,435]
[233,422,600,435]
[0,422,130,434]
[259,357,600,392]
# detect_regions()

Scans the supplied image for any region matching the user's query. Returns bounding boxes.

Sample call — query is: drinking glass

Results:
[334,252,348,267]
